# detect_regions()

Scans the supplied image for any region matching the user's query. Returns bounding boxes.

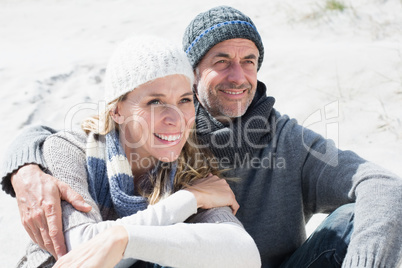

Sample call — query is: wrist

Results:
[183,189,203,208]
[10,164,42,186]
[11,164,40,187]
[110,226,129,257]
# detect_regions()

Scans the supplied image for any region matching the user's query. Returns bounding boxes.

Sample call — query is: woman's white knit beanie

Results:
[104,36,194,103]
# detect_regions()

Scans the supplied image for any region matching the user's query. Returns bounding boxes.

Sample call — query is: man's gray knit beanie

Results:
[182,5,264,70]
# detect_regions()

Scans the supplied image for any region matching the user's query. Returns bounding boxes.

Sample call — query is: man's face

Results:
[195,38,259,121]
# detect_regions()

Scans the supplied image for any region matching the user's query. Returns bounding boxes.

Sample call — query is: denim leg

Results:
[280,203,354,268]
[129,261,165,268]
[130,261,169,268]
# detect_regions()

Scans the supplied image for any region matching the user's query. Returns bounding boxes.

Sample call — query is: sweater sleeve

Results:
[64,190,198,250]
[1,125,57,197]
[278,113,402,267]
[123,220,261,268]
[42,131,198,234]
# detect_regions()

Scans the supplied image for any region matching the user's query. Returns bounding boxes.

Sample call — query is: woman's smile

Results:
[154,132,182,145]
[115,74,195,162]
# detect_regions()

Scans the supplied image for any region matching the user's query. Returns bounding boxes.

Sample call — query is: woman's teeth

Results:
[155,133,181,141]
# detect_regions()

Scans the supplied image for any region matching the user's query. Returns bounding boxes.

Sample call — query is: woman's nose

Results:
[162,105,182,126]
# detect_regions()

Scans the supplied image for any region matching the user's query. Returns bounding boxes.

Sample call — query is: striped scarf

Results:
[85,129,175,218]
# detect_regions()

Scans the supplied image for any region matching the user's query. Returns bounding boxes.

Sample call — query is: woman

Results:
[17,36,261,268]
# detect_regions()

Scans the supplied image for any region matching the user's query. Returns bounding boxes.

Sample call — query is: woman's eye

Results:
[180,98,193,104]
[147,99,161,105]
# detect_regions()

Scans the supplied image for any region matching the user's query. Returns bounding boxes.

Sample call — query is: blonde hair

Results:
[81,94,127,135]
[81,96,220,205]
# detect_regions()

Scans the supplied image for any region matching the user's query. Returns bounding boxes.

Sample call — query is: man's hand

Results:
[11,164,92,259]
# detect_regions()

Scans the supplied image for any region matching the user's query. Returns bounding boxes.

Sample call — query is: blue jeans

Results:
[132,203,355,268]
[280,203,354,268]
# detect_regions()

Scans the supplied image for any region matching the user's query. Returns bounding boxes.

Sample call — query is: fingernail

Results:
[83,202,92,209]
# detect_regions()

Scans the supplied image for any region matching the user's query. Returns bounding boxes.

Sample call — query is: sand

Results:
[1,0,401,266]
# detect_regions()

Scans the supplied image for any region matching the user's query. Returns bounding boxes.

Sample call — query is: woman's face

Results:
[113,74,195,165]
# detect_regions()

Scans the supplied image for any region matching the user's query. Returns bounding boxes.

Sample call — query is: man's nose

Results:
[227,62,247,85]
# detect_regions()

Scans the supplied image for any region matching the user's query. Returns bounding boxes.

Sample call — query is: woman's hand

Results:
[185,174,239,214]
[53,225,128,268]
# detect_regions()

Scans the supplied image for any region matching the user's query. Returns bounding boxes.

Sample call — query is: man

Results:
[2,6,402,267]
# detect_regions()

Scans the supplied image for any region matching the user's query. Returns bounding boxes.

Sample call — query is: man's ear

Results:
[110,104,125,124]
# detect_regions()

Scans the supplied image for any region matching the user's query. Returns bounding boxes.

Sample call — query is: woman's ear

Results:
[110,104,125,125]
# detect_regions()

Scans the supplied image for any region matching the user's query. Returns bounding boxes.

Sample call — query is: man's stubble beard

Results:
[197,82,254,120]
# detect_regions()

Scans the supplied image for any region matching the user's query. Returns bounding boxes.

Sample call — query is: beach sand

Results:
[1,0,401,266]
